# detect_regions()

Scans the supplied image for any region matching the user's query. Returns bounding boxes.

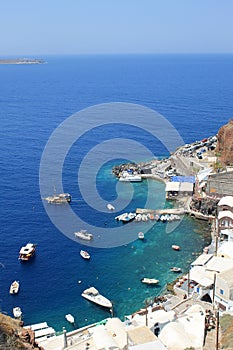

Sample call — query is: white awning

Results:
[218,210,233,221]
[189,266,214,287]
[191,254,213,267]
[218,196,233,208]
[165,182,179,192]
[179,182,194,192]
[197,168,212,182]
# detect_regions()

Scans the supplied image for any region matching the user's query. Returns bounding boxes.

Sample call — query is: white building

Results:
[215,268,233,312]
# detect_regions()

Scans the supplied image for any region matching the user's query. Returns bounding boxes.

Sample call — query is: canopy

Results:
[197,168,212,182]
[165,182,179,192]
[218,210,233,221]
[189,266,213,287]
[218,196,233,208]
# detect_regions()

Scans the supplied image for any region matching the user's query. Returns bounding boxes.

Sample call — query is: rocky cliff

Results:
[0,313,43,350]
[216,119,233,165]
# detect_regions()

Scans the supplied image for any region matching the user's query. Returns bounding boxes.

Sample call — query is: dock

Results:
[25,322,56,342]
[136,208,185,215]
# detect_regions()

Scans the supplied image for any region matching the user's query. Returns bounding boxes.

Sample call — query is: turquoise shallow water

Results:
[0,54,232,332]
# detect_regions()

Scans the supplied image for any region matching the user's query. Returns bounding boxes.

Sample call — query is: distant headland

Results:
[0,58,45,65]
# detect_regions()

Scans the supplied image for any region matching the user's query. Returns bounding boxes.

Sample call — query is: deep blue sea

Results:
[0,54,233,332]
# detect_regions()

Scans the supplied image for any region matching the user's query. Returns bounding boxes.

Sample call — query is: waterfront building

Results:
[215,268,233,312]
[165,176,195,199]
[217,196,233,242]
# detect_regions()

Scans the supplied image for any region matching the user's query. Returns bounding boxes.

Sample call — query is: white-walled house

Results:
[217,196,233,242]
[215,267,233,312]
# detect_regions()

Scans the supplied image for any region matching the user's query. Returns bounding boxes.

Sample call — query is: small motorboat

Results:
[138,232,144,240]
[115,212,136,223]
[172,245,180,251]
[170,267,182,273]
[9,281,20,294]
[74,230,93,241]
[141,278,159,285]
[13,307,22,319]
[65,314,75,324]
[80,250,90,260]
[107,203,115,211]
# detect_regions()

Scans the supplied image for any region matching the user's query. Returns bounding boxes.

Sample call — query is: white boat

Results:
[44,193,71,204]
[74,230,93,241]
[18,243,36,261]
[119,171,142,182]
[81,287,112,308]
[170,267,182,273]
[107,203,115,211]
[141,278,159,285]
[9,281,20,294]
[65,314,75,324]
[13,307,22,319]
[172,245,180,251]
[138,232,144,240]
[115,212,136,223]
[80,250,90,260]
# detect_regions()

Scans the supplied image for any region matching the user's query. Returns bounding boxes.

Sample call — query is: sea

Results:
[0,54,233,332]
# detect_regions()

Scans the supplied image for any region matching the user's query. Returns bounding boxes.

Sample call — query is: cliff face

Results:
[0,313,43,350]
[216,120,233,165]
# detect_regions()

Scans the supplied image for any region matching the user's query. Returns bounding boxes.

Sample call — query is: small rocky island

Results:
[0,58,45,65]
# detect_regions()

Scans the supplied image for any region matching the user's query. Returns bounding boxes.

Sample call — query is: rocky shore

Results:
[0,313,44,350]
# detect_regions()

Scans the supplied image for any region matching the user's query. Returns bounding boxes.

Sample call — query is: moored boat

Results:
[119,171,142,182]
[65,314,75,324]
[138,232,144,240]
[107,203,115,211]
[81,287,112,308]
[80,250,90,260]
[172,245,180,251]
[9,281,20,294]
[19,243,36,261]
[74,230,93,241]
[13,307,22,319]
[141,278,159,285]
[170,267,182,273]
[115,212,136,223]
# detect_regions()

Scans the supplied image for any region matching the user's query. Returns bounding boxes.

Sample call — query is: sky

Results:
[1,0,233,56]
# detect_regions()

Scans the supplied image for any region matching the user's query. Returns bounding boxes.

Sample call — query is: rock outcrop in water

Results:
[216,119,233,165]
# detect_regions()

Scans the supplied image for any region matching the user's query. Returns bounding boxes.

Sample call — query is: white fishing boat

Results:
[9,281,20,294]
[13,307,22,319]
[119,171,142,182]
[65,314,75,324]
[74,230,93,241]
[138,232,144,240]
[44,193,71,204]
[81,287,112,308]
[107,203,115,211]
[141,278,160,285]
[80,250,90,260]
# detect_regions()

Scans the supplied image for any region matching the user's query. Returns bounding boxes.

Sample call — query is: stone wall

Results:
[206,171,233,197]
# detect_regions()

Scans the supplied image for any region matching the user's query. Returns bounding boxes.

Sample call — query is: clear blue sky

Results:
[1,0,233,55]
